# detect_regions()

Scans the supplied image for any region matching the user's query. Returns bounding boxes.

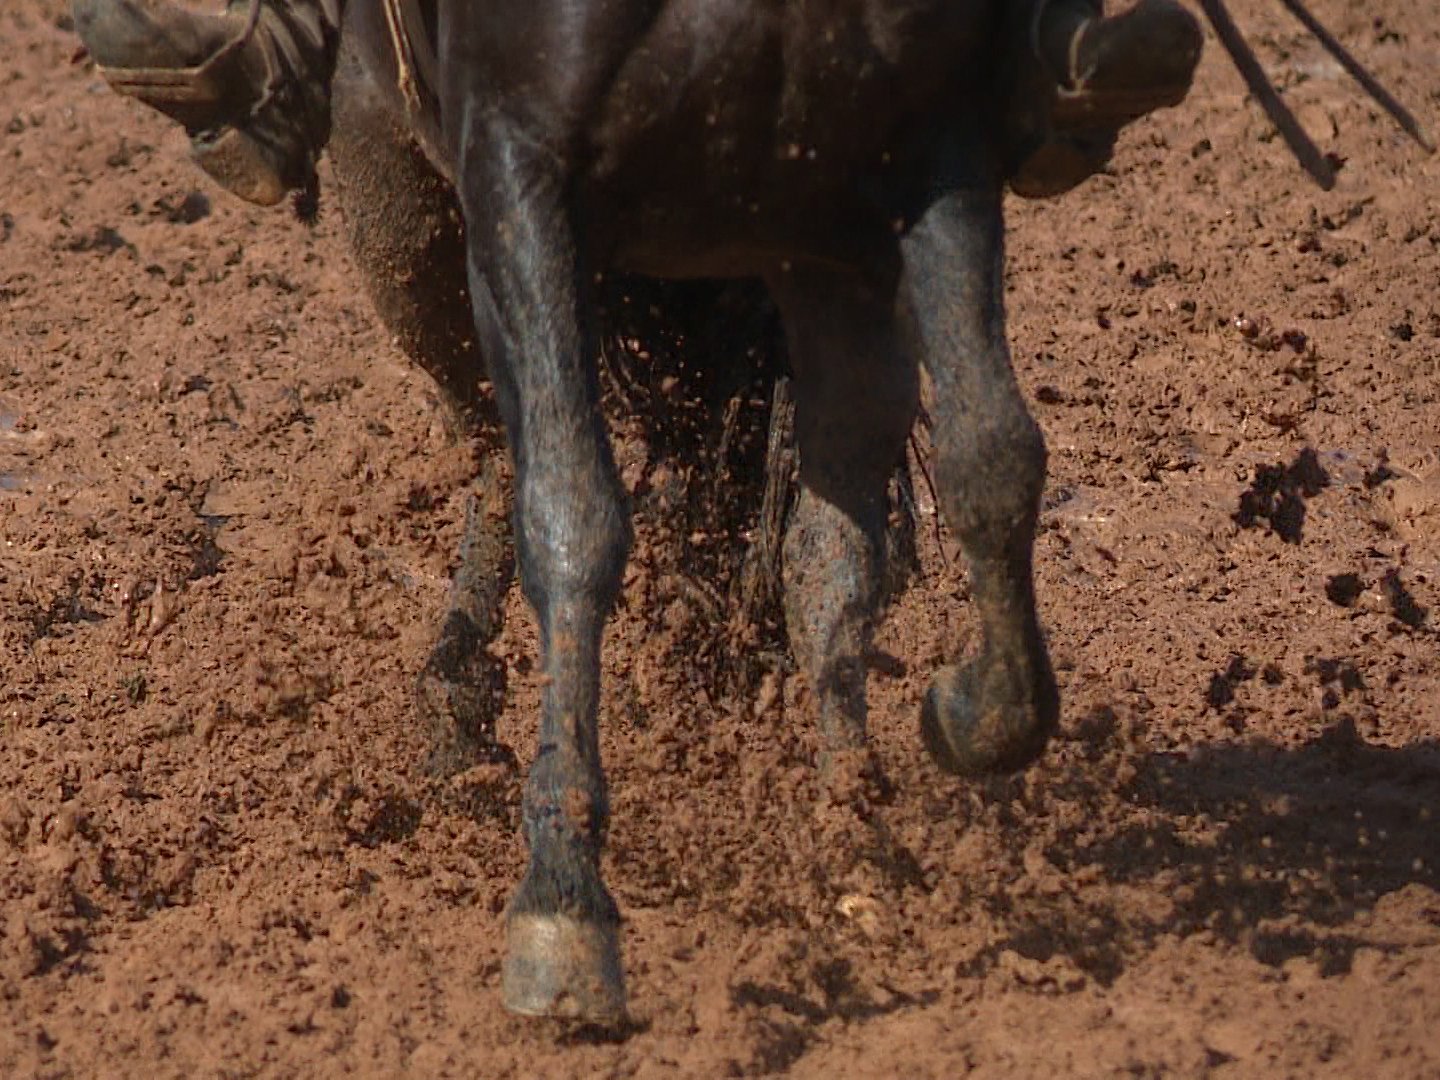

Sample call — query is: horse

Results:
[319,0,1140,1024]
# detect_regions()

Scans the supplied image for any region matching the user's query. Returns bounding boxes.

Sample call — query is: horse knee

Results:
[934,407,1047,549]
[515,472,632,617]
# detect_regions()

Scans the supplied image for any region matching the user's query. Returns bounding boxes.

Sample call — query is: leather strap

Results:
[382,0,438,117]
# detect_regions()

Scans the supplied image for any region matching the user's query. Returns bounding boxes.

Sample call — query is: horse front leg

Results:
[901,177,1059,777]
[454,116,631,1022]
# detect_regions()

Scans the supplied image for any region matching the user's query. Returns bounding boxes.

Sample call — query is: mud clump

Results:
[1234,447,1330,543]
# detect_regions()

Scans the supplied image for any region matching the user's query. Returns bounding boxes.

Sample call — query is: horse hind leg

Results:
[768,266,919,772]
[329,37,515,777]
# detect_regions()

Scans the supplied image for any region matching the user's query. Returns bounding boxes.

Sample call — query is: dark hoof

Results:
[503,913,626,1023]
[920,658,1058,778]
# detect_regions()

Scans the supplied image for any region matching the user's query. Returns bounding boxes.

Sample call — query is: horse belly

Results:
[590,0,993,191]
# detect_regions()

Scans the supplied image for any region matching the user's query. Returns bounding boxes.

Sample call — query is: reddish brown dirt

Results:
[4,2,1439,1076]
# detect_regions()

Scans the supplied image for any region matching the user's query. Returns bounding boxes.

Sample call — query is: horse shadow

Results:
[985,717,1440,984]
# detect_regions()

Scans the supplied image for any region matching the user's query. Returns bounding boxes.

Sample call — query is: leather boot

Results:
[72,0,340,206]
[1009,0,1204,198]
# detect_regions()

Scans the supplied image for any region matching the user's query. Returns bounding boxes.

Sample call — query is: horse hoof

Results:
[503,913,626,1024]
[920,658,1058,778]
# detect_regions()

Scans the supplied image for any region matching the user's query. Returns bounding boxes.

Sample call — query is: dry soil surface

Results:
[3,1,1440,1077]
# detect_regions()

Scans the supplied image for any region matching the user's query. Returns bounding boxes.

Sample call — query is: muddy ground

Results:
[3,2,1439,1077]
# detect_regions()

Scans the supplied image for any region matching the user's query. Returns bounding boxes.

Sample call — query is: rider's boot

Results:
[71,0,340,207]
[1009,0,1205,198]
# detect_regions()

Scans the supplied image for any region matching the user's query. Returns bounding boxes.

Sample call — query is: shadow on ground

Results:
[980,724,1440,984]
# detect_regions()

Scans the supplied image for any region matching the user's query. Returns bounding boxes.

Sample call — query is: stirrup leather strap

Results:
[382,0,438,117]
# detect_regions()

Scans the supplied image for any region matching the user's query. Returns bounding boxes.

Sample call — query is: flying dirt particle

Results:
[147,581,178,634]
[1381,570,1428,629]
[1233,448,1330,543]
[1325,573,1364,607]
[753,671,781,717]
